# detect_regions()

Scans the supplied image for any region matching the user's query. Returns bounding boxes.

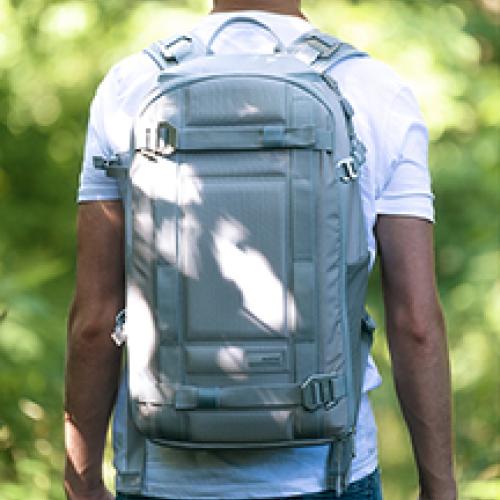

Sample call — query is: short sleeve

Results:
[77,73,121,202]
[375,87,435,222]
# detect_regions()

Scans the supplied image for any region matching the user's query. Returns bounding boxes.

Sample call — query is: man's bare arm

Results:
[64,201,125,500]
[376,216,456,500]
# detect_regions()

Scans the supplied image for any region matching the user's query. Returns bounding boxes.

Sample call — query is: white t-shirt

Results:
[78,11,434,499]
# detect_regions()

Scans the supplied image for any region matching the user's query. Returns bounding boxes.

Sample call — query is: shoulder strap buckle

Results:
[302,33,342,59]
[337,157,359,183]
[160,35,193,63]
[290,30,367,74]
[144,35,196,70]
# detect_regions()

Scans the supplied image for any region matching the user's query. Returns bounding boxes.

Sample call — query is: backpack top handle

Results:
[206,16,285,55]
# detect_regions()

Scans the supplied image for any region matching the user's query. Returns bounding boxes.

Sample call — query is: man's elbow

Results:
[390,302,446,347]
[67,299,120,348]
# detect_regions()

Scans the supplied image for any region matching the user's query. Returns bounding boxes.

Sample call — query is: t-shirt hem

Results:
[117,457,379,499]
[375,204,435,223]
[350,452,379,483]
[77,192,122,203]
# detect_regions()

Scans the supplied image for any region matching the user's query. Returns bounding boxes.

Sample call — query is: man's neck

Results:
[211,1,306,19]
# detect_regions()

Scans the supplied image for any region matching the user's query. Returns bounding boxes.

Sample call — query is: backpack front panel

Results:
[124,68,356,447]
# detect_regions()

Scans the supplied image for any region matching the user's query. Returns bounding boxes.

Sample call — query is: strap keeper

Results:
[262,125,286,147]
[175,387,220,410]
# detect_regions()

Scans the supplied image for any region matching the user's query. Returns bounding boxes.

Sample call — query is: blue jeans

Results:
[116,468,383,500]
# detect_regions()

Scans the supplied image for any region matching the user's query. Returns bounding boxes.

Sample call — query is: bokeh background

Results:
[0,0,498,498]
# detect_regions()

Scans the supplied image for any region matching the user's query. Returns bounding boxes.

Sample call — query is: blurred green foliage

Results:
[0,0,498,499]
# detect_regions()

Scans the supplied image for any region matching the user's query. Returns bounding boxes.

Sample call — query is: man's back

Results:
[65,4,455,500]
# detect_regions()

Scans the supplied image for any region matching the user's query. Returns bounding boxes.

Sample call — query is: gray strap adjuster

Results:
[93,153,130,178]
[301,373,346,411]
[93,155,120,170]
[157,122,178,154]
[143,35,194,70]
[160,35,193,63]
[304,34,342,59]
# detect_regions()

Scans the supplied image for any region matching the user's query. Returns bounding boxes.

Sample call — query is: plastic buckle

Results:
[93,155,121,170]
[161,36,193,62]
[305,34,341,59]
[301,374,338,411]
[157,122,177,155]
[362,313,376,334]
[338,157,358,183]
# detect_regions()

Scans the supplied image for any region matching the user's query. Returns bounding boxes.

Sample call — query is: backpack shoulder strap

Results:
[143,33,205,70]
[289,30,368,180]
[288,30,368,74]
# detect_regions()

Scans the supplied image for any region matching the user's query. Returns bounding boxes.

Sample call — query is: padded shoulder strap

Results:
[289,30,367,74]
[289,30,368,179]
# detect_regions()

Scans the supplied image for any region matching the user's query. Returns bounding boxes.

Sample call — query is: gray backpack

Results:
[96,17,375,496]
